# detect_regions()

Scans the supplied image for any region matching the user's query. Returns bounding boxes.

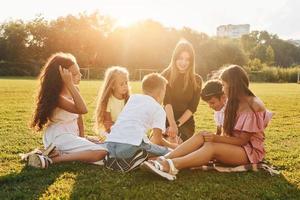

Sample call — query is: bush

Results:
[0,61,40,76]
[247,65,300,82]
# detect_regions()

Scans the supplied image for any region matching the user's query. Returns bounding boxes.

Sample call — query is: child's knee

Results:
[202,142,215,152]
[194,132,205,141]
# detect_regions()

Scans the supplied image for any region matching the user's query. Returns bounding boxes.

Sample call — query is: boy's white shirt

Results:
[214,105,225,127]
[105,94,166,146]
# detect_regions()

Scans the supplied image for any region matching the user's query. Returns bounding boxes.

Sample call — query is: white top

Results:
[43,107,79,144]
[106,94,166,146]
[43,106,107,153]
[214,105,225,127]
[106,95,126,122]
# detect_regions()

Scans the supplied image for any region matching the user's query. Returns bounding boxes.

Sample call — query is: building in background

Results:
[217,24,250,38]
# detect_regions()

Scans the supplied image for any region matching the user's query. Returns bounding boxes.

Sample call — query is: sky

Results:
[0,0,299,39]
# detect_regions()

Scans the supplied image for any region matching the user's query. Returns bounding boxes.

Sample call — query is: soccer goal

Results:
[135,68,160,81]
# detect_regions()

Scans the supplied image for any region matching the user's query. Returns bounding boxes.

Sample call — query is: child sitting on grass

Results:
[28,53,107,168]
[201,80,227,135]
[102,73,178,172]
[94,66,130,142]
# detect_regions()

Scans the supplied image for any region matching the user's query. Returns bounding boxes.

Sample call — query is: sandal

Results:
[141,159,178,181]
[19,143,56,162]
[165,159,179,175]
[27,154,53,169]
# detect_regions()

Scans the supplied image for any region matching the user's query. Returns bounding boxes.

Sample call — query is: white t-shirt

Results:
[106,94,166,146]
[214,105,225,127]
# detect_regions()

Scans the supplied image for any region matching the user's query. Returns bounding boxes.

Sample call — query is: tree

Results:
[241,31,300,67]
[265,45,275,65]
[44,12,114,67]
[1,20,28,62]
[198,39,247,75]
[26,15,49,63]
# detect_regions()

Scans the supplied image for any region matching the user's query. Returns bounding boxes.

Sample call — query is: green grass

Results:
[0,79,299,200]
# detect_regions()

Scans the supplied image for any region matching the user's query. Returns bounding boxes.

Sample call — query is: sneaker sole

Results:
[104,150,148,172]
[140,161,176,181]
[127,150,148,172]
[93,160,104,166]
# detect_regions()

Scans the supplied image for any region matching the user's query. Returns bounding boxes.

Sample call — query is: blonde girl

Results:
[94,66,130,140]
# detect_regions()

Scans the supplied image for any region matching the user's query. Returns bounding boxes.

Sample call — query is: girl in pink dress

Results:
[142,65,272,180]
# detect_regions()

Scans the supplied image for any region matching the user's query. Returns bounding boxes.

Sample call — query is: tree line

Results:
[0,12,299,81]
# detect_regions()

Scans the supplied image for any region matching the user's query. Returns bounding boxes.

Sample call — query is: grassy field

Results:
[0,79,299,200]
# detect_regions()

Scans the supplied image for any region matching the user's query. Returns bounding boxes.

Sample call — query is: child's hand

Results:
[104,120,113,132]
[171,142,179,149]
[202,132,215,142]
[86,135,102,144]
[59,66,73,87]
[167,125,178,138]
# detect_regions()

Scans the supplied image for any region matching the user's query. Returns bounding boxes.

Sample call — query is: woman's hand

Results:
[166,125,178,138]
[59,66,73,87]
[202,132,215,142]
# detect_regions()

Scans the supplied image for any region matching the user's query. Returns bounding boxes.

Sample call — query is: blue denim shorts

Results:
[103,141,170,159]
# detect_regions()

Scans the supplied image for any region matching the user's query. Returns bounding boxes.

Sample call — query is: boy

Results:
[200,80,227,135]
[103,73,177,172]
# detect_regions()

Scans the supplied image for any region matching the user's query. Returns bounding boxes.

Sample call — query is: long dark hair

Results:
[161,39,199,91]
[31,52,76,131]
[220,65,255,136]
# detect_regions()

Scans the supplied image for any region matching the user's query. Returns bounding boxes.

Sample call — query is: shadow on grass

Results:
[0,163,77,199]
[1,163,299,200]
[70,167,300,200]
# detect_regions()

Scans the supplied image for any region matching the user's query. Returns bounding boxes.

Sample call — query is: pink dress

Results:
[233,110,273,163]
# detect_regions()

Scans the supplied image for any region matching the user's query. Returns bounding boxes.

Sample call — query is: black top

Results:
[163,72,202,119]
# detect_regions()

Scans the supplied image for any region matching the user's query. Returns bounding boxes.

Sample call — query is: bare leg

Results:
[161,142,249,171]
[51,150,107,164]
[165,132,205,159]
[48,150,60,158]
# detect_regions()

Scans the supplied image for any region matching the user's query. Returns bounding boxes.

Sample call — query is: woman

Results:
[161,39,202,142]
